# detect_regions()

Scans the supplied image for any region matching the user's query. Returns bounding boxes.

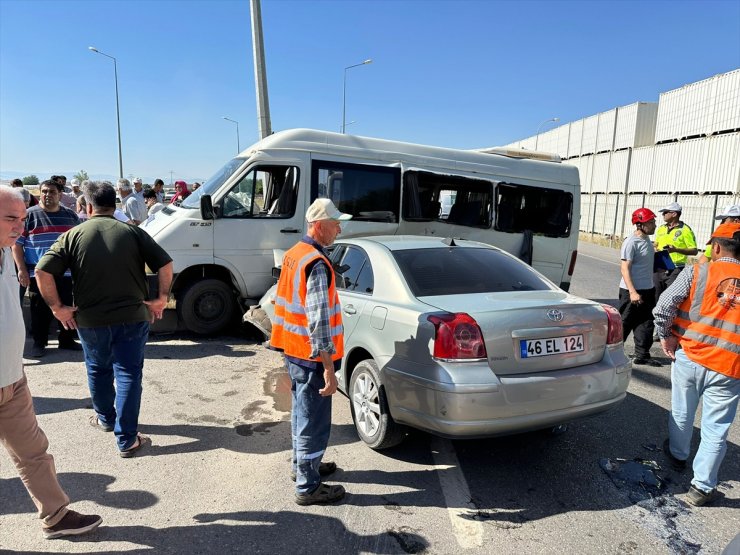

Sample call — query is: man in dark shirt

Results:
[35,181,173,458]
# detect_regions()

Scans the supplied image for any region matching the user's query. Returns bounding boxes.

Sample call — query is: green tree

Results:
[22,175,39,185]
[74,170,89,182]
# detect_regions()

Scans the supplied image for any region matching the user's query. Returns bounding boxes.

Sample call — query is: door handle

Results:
[343,305,357,315]
[280,228,300,234]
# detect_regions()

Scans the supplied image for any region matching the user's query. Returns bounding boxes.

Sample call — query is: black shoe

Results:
[29,343,46,358]
[58,341,82,351]
[295,483,345,506]
[662,438,687,471]
[43,510,102,539]
[633,357,663,367]
[685,485,719,507]
[291,461,337,482]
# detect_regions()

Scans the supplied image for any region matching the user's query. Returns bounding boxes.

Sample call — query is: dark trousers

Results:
[618,287,656,359]
[654,266,684,301]
[28,276,77,346]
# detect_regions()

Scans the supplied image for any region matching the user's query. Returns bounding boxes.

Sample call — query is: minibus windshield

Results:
[181,158,246,209]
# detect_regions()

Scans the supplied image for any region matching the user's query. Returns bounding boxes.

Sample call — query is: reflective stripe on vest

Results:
[672,261,740,378]
[270,241,344,362]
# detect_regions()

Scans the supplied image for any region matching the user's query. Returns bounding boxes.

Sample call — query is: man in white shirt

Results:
[0,186,102,539]
[117,179,147,225]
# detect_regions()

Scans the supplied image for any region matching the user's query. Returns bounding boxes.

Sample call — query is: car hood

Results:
[419,290,610,376]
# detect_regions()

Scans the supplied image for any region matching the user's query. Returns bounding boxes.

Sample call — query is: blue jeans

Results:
[668,349,740,492]
[288,359,332,495]
[77,322,149,451]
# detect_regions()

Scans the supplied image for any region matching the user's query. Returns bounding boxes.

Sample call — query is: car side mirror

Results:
[200,194,214,220]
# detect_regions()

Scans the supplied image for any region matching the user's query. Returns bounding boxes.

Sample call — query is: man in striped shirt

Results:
[11,179,80,358]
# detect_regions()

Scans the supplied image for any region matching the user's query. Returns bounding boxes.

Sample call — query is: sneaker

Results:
[58,340,83,351]
[29,343,46,358]
[43,510,102,539]
[662,438,687,471]
[633,357,663,367]
[89,413,113,433]
[295,483,345,506]
[685,485,719,507]
[291,461,337,482]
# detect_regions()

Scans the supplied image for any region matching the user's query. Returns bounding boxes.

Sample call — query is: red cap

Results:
[707,222,740,244]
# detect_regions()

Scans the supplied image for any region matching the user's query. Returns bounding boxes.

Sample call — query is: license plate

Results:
[520,335,584,358]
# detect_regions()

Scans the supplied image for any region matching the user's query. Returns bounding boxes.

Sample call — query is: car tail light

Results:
[601,304,623,345]
[568,250,578,276]
[427,313,487,360]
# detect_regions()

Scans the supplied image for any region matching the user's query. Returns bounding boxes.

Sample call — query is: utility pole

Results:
[250,0,272,140]
[169,171,174,186]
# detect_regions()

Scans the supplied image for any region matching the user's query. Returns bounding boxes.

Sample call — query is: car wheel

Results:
[178,279,236,335]
[349,359,406,450]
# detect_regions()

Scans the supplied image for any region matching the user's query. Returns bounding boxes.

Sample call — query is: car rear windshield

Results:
[392,247,552,296]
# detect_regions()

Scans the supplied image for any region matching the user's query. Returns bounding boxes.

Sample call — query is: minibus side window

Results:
[312,161,400,223]
[494,183,572,237]
[402,171,492,228]
[222,166,299,219]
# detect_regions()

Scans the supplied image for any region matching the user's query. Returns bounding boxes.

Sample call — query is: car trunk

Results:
[420,290,609,376]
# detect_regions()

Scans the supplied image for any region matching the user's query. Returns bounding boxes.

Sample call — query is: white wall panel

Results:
[579,193,592,232]
[614,102,658,150]
[568,119,584,158]
[555,124,571,158]
[628,146,655,194]
[621,194,648,238]
[712,69,740,133]
[581,115,599,155]
[596,109,617,153]
[577,155,594,195]
[607,149,631,194]
[590,194,608,234]
[703,132,740,194]
[537,128,557,153]
[521,136,537,150]
[675,194,720,246]
[680,77,714,138]
[674,138,708,193]
[651,143,679,193]
[656,86,684,142]
[590,152,610,193]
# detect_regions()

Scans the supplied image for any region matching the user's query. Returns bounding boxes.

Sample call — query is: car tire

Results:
[349,359,406,450]
[178,279,236,335]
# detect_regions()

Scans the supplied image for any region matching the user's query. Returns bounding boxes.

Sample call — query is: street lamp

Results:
[88,46,123,179]
[222,117,241,154]
[535,117,559,150]
[342,59,372,134]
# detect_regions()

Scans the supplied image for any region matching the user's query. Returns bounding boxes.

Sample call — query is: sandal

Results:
[291,461,337,482]
[119,434,151,458]
[89,414,114,432]
[295,483,345,506]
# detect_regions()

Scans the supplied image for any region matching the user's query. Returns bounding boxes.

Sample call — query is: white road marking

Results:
[578,252,621,266]
[430,437,483,549]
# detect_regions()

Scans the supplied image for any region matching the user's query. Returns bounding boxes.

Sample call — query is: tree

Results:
[22,175,39,185]
[74,170,89,182]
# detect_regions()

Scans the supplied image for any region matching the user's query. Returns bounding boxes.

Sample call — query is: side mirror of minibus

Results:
[200,194,214,220]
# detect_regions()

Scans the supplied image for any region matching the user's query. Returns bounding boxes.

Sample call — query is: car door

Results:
[331,244,374,340]
[212,157,308,298]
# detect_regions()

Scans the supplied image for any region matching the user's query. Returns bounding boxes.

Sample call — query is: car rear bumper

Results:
[383,352,631,438]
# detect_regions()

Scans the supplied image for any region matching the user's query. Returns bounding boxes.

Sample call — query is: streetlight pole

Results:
[342,59,372,134]
[222,117,241,154]
[169,171,174,186]
[89,46,123,179]
[535,117,559,150]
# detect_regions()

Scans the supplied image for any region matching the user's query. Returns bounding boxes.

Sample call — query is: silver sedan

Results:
[245,235,631,450]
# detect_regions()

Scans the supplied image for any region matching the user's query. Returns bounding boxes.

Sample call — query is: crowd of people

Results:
[0,179,738,540]
[618,201,740,507]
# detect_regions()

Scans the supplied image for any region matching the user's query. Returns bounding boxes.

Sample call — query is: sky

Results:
[1,0,739,183]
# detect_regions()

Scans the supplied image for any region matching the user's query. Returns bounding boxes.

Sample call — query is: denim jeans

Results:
[287,359,332,495]
[77,322,149,451]
[668,349,740,492]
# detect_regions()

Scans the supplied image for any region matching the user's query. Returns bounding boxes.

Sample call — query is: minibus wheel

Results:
[178,278,236,335]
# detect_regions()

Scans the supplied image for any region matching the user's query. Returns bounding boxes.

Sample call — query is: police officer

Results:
[654,202,698,298]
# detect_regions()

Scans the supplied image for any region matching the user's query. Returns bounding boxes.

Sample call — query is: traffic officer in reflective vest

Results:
[654,202,698,297]
[271,198,352,506]
[653,222,740,507]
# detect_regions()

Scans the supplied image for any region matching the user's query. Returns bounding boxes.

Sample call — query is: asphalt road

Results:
[1,240,738,554]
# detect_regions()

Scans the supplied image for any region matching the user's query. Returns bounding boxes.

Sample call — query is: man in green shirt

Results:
[35,181,173,458]
[654,202,698,298]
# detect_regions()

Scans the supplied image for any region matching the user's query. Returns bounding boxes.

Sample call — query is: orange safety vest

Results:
[672,261,740,378]
[270,241,344,362]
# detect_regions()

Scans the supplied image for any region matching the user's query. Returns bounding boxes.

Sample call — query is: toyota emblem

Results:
[546,309,564,322]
